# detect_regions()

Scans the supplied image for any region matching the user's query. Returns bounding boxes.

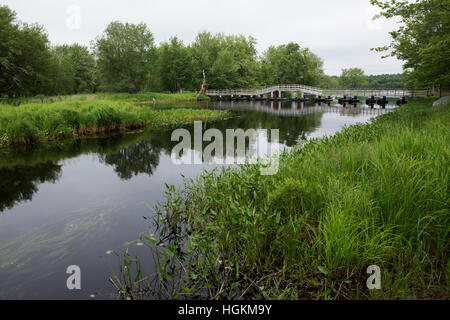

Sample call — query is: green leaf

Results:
[318,266,330,275]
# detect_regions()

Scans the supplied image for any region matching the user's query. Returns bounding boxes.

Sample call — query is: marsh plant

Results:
[113,99,449,300]
[0,101,228,147]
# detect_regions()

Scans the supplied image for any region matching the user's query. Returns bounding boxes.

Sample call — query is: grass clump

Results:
[130,98,448,300]
[0,92,208,106]
[94,92,209,103]
[0,100,228,147]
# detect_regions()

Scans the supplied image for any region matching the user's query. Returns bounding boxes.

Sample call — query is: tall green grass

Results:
[0,92,208,106]
[127,98,448,300]
[0,100,228,146]
[0,94,90,106]
[94,92,209,103]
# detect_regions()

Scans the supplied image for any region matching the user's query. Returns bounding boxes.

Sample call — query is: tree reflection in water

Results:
[0,162,62,212]
[99,140,161,180]
[0,106,324,212]
[0,131,166,212]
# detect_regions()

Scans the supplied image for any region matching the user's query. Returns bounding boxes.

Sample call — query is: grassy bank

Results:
[128,98,448,300]
[0,100,228,147]
[94,92,209,103]
[0,92,209,106]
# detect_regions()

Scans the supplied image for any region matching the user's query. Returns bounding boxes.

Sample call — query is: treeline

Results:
[0,6,96,97]
[321,70,405,89]
[371,0,449,91]
[0,5,409,98]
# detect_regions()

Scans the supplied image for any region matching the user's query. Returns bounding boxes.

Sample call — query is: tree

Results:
[158,37,193,92]
[191,32,259,89]
[363,74,405,89]
[223,34,259,88]
[259,43,324,86]
[339,68,367,88]
[371,0,450,90]
[94,21,155,93]
[0,6,55,97]
[319,75,340,89]
[51,44,96,94]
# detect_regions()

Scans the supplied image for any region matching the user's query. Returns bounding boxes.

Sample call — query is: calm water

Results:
[0,101,394,299]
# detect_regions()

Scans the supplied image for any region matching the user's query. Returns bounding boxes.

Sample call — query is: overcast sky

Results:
[1,0,404,75]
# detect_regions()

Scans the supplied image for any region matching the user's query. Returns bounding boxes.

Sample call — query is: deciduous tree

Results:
[339,68,367,88]
[371,0,450,90]
[95,21,155,93]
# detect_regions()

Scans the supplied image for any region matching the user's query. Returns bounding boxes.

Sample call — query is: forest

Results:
[1,5,412,99]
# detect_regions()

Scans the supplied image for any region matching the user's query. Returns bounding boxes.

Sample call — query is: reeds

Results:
[0,100,227,146]
[0,92,208,106]
[131,98,449,299]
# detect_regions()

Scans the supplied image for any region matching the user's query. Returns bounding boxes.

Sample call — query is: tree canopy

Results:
[0,6,55,97]
[259,43,324,87]
[190,32,259,89]
[0,4,427,98]
[51,44,96,94]
[339,68,367,88]
[371,0,450,89]
[94,21,155,93]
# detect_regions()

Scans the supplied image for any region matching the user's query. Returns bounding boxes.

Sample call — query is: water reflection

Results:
[0,162,62,212]
[0,105,327,212]
[0,102,395,214]
[0,101,395,299]
[99,140,161,180]
[209,100,394,118]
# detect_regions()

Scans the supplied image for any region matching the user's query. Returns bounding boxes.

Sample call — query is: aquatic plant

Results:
[118,98,449,299]
[0,100,228,146]
[0,92,209,106]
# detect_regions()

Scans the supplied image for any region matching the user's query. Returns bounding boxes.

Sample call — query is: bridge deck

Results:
[205,84,428,98]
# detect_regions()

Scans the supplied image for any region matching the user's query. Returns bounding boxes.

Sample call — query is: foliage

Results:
[363,73,405,89]
[371,0,450,89]
[0,92,209,107]
[339,68,367,88]
[1,3,437,98]
[51,44,97,95]
[190,32,260,90]
[0,100,228,146]
[157,37,194,93]
[321,73,406,89]
[94,21,155,93]
[319,75,340,89]
[0,6,55,98]
[126,99,449,299]
[259,43,325,86]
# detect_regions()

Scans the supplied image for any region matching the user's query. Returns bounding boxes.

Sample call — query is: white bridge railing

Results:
[205,84,429,98]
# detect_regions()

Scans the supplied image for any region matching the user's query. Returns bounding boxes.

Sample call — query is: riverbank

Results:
[0,100,227,147]
[0,92,209,106]
[134,98,448,300]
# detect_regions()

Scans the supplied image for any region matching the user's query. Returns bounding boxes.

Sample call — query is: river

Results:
[0,100,394,299]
